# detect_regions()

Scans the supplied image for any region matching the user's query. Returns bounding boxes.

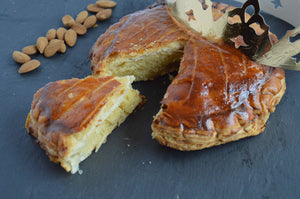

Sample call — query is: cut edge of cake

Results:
[94,41,185,81]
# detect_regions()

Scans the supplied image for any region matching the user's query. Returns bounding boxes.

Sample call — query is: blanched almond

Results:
[87,4,104,13]
[65,29,77,47]
[18,59,40,74]
[96,9,112,21]
[96,1,117,8]
[44,39,64,57]
[83,15,97,29]
[62,15,75,28]
[71,23,87,35]
[46,29,56,40]
[13,51,31,64]
[22,45,37,55]
[57,27,67,40]
[76,10,88,24]
[36,37,48,54]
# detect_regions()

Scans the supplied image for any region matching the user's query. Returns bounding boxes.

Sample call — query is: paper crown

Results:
[166,0,300,70]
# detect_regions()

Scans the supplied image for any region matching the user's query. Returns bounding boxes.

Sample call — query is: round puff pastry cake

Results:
[90,2,286,151]
[26,75,142,173]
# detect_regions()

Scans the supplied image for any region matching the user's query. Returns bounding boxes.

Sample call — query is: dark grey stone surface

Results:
[0,0,299,198]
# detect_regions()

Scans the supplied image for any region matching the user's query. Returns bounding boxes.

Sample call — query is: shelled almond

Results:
[44,39,64,57]
[65,29,77,47]
[36,37,48,54]
[96,9,112,21]
[22,45,37,55]
[46,29,57,40]
[13,51,31,64]
[62,15,75,28]
[76,11,89,24]
[18,60,40,74]
[96,1,117,8]
[87,4,104,13]
[57,27,67,40]
[84,15,97,29]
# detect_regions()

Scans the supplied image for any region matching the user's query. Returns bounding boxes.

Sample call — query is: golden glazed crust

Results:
[151,38,286,151]
[29,76,121,133]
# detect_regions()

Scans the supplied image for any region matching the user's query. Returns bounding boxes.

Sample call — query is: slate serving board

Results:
[0,0,299,198]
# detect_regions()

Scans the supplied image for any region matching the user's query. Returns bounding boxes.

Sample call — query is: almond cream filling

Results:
[64,78,134,173]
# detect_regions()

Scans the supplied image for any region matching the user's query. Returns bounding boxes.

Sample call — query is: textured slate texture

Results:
[0,0,299,198]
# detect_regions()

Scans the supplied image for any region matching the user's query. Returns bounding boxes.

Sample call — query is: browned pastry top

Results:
[30,76,121,134]
[154,38,285,131]
[90,5,189,73]
[89,3,270,75]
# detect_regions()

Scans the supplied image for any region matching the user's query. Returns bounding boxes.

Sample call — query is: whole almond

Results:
[71,23,87,35]
[83,15,97,29]
[18,59,40,74]
[59,42,67,53]
[57,27,67,40]
[62,15,75,28]
[22,45,37,55]
[65,29,77,47]
[46,29,56,40]
[96,1,117,8]
[44,39,64,57]
[87,4,104,13]
[36,37,48,54]
[76,10,88,24]
[96,9,112,21]
[13,51,31,64]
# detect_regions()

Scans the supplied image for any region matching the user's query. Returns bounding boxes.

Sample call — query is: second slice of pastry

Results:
[26,75,142,173]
